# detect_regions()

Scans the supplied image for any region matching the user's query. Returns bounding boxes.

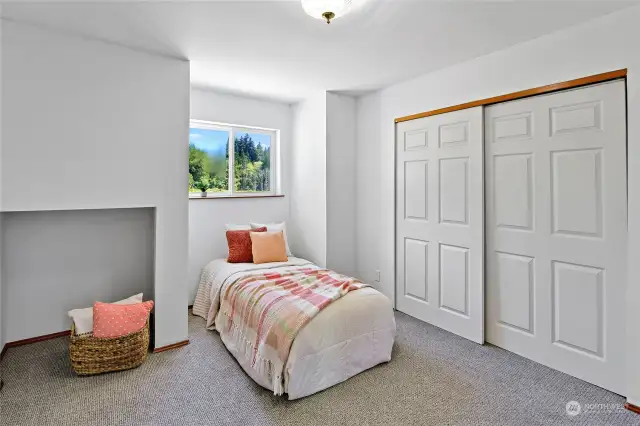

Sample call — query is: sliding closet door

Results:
[485,80,627,394]
[396,107,484,344]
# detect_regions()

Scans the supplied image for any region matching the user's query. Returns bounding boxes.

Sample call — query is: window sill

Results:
[188,194,285,200]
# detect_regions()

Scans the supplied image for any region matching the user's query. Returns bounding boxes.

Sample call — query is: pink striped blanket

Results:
[216,267,367,395]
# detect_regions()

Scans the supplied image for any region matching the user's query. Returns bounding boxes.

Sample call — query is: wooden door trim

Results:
[395,69,627,123]
[625,402,640,415]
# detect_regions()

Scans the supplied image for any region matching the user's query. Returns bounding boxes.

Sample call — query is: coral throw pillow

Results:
[226,226,267,263]
[93,300,154,338]
[68,293,143,335]
[250,231,288,264]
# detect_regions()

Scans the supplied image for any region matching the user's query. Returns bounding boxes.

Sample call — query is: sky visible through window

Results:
[189,128,271,154]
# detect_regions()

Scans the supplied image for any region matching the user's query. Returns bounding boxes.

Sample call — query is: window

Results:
[189,120,277,197]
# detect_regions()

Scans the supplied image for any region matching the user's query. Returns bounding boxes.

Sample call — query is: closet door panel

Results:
[396,107,484,344]
[485,80,627,394]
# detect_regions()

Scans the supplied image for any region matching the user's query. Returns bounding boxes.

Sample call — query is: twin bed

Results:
[192,257,396,399]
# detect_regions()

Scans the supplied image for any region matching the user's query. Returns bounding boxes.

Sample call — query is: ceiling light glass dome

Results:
[301,0,354,24]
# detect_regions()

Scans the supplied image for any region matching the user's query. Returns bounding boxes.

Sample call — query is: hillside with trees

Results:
[189,133,270,193]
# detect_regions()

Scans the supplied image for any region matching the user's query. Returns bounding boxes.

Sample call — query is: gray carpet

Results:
[1,311,638,426]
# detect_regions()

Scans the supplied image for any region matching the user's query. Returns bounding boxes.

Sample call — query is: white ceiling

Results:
[3,0,637,103]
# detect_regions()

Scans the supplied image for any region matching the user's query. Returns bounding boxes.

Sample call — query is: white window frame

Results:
[189,119,278,198]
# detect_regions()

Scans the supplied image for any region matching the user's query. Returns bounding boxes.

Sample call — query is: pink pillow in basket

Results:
[93,300,154,338]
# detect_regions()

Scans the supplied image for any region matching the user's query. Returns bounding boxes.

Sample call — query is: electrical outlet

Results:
[375,270,381,282]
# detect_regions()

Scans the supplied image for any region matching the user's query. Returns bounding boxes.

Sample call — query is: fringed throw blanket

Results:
[216,268,367,395]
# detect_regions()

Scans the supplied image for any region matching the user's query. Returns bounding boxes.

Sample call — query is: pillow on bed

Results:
[227,226,267,263]
[250,231,288,264]
[249,221,292,256]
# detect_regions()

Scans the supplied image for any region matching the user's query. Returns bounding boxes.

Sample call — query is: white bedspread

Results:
[192,258,396,399]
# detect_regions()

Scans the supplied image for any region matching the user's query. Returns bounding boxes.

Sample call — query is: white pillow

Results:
[250,221,292,256]
[68,293,143,335]
[225,224,251,231]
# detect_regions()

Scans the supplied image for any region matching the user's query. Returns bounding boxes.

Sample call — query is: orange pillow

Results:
[250,231,288,264]
[93,300,154,338]
[226,227,267,263]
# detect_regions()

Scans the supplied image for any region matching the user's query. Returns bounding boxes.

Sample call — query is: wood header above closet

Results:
[395,69,627,123]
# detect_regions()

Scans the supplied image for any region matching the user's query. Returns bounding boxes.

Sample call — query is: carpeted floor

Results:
[1,311,638,426]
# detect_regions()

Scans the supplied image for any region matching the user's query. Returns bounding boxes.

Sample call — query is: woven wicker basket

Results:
[69,321,150,375]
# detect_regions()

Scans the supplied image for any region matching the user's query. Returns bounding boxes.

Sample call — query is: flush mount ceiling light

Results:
[301,0,355,24]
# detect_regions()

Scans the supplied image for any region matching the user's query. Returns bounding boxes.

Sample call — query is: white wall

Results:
[2,209,155,342]
[188,89,292,302]
[355,4,640,403]
[290,93,327,266]
[1,21,190,348]
[355,93,382,284]
[326,92,357,277]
